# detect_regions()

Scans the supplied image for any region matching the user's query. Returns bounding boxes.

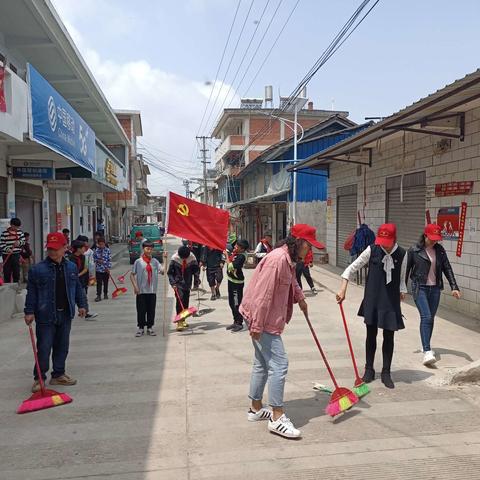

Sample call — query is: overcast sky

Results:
[51,0,480,196]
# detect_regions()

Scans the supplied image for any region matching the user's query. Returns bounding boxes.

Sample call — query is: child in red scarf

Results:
[130,241,164,337]
[167,245,199,332]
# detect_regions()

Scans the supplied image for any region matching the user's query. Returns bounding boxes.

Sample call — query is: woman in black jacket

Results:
[406,224,461,367]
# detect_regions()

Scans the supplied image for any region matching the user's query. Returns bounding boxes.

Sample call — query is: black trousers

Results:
[2,253,21,283]
[175,288,190,315]
[96,272,109,296]
[295,262,314,290]
[136,294,157,329]
[365,325,395,372]
[228,281,244,325]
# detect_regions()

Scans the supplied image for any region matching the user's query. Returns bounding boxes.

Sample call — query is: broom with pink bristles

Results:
[302,312,359,417]
[172,286,198,323]
[17,325,72,414]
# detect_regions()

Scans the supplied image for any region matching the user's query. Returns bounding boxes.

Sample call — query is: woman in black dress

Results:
[336,223,407,389]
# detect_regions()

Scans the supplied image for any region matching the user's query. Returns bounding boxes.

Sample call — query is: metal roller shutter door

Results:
[387,185,426,249]
[336,191,357,269]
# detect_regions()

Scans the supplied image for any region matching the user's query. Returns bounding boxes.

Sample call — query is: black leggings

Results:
[295,262,314,290]
[365,325,394,372]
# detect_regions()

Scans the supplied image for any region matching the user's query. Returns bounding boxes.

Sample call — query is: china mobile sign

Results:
[27,64,96,173]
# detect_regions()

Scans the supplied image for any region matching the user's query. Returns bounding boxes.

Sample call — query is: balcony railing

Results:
[215,134,245,163]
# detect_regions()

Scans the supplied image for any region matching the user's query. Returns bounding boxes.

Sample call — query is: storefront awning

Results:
[231,188,289,207]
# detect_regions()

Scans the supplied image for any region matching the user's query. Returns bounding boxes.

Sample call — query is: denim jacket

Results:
[24,258,87,323]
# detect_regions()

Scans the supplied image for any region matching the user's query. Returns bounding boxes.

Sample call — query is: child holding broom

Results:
[336,223,407,389]
[167,245,199,332]
[130,241,164,337]
[93,237,111,302]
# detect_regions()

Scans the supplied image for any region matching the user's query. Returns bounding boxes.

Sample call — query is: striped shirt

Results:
[0,227,25,255]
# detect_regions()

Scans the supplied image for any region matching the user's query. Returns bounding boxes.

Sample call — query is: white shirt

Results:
[254,241,271,259]
[341,245,408,293]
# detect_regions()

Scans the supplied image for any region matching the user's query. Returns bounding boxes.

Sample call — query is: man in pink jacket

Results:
[240,224,325,439]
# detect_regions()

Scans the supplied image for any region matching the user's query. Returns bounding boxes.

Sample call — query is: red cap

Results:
[425,223,442,241]
[46,232,67,250]
[290,224,325,249]
[135,231,143,238]
[375,223,396,248]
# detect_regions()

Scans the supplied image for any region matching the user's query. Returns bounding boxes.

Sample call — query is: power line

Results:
[204,0,271,135]
[201,0,255,136]
[238,0,380,157]
[225,0,284,107]
[195,0,243,137]
[242,0,300,97]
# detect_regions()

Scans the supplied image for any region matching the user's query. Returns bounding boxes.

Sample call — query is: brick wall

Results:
[326,105,480,318]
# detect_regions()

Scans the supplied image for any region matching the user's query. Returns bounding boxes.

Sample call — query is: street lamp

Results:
[283,95,308,225]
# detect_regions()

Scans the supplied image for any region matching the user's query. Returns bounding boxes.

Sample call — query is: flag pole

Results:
[163,235,168,337]
[163,193,171,338]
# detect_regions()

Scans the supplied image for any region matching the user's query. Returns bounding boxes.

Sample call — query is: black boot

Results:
[362,366,375,383]
[381,369,394,389]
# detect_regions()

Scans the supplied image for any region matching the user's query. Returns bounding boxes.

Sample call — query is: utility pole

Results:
[183,179,190,198]
[196,136,211,204]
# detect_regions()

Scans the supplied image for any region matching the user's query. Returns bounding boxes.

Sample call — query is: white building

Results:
[0,0,130,258]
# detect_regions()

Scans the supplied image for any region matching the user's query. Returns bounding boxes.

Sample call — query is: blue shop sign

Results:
[12,166,54,179]
[27,64,96,173]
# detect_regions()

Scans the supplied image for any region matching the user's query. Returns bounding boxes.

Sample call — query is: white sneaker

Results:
[247,407,272,422]
[135,328,144,337]
[147,328,156,336]
[268,414,301,439]
[423,350,437,366]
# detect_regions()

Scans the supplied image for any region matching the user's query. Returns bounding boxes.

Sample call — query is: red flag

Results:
[167,192,230,251]
[0,66,6,113]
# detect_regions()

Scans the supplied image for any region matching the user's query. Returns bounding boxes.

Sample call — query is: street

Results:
[1,241,479,479]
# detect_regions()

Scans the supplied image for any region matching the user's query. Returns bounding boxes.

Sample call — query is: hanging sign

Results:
[435,181,474,197]
[27,64,96,173]
[456,202,468,257]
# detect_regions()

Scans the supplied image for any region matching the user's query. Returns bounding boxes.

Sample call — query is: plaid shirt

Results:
[93,247,112,273]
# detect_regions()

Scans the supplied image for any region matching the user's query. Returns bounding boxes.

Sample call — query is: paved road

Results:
[1,241,480,479]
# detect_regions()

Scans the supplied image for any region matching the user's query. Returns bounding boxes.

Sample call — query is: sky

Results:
[51,0,480,196]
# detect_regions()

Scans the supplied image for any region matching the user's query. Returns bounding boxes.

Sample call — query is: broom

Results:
[108,273,128,298]
[117,270,130,284]
[339,302,370,398]
[302,311,359,417]
[172,286,198,323]
[17,325,72,414]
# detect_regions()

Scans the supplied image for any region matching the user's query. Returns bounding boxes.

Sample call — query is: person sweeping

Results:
[24,232,87,393]
[168,245,199,332]
[130,241,164,337]
[336,223,407,389]
[240,224,323,439]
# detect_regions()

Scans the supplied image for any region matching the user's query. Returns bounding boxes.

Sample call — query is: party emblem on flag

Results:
[177,203,189,217]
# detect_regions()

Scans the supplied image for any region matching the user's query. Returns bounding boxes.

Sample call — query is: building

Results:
[295,70,480,318]
[105,110,149,238]
[230,116,367,248]
[213,93,349,211]
[0,0,130,258]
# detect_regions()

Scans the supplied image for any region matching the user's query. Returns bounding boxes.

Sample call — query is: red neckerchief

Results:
[74,254,82,270]
[261,239,272,253]
[142,254,153,285]
[181,259,187,275]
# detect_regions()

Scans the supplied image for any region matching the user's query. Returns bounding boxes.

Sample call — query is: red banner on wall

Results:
[456,202,468,258]
[0,66,6,113]
[435,181,473,197]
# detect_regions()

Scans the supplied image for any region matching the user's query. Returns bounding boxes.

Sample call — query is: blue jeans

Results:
[414,285,441,352]
[249,333,288,408]
[34,311,72,380]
